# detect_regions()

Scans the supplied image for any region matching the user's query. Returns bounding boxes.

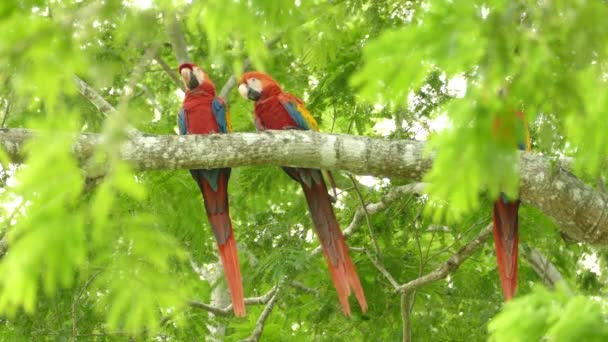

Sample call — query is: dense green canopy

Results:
[1,0,607,340]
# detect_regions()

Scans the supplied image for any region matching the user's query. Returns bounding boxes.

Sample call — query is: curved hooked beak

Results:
[180,68,199,90]
[238,83,261,101]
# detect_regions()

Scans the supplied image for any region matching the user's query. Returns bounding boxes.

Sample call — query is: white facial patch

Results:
[248,78,262,93]
[192,67,205,84]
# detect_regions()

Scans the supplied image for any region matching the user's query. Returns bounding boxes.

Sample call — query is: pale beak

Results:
[180,68,199,90]
[238,83,261,101]
[238,84,249,99]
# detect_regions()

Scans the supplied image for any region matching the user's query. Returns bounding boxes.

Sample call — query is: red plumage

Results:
[181,70,245,316]
[490,110,530,301]
[492,199,519,301]
[299,171,368,315]
[239,72,367,315]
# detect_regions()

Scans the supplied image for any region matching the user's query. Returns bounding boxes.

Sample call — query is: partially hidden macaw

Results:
[492,111,531,301]
[178,63,245,316]
[237,72,368,316]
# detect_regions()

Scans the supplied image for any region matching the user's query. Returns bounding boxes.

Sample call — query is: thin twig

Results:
[239,286,282,342]
[290,280,319,296]
[1,96,11,128]
[363,249,400,290]
[154,54,185,91]
[71,270,102,340]
[218,35,282,101]
[410,202,426,313]
[0,237,7,258]
[312,183,426,255]
[347,174,381,257]
[117,46,159,112]
[188,286,278,317]
[395,224,493,292]
[401,291,412,342]
[165,12,190,64]
[139,84,164,118]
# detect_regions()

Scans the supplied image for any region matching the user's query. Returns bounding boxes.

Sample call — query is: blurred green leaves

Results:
[0,116,85,315]
[489,286,608,342]
[353,0,608,219]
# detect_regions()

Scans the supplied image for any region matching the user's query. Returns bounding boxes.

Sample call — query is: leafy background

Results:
[0,0,607,340]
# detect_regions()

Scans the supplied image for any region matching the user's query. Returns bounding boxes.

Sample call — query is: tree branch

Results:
[311,182,426,255]
[395,224,493,292]
[188,286,278,317]
[154,54,185,91]
[289,280,319,296]
[0,237,7,258]
[521,245,572,293]
[218,35,282,100]
[362,249,400,290]
[348,174,381,257]
[401,291,412,342]
[165,12,190,64]
[0,128,606,244]
[73,76,116,116]
[240,286,282,342]
[72,270,102,339]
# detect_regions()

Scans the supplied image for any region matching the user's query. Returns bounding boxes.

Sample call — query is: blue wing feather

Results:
[178,107,188,135]
[212,97,228,133]
[281,101,310,130]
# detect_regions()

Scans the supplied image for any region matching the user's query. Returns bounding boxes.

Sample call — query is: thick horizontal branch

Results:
[0,128,607,244]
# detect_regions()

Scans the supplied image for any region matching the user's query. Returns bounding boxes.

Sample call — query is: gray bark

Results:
[0,128,606,244]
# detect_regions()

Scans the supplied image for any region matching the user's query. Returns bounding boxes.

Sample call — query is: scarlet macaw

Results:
[237,72,368,316]
[492,111,531,300]
[178,63,245,316]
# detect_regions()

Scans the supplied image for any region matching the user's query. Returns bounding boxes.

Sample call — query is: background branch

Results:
[401,291,412,342]
[188,286,278,317]
[312,183,426,256]
[521,245,572,293]
[348,174,381,257]
[218,36,282,100]
[0,237,7,258]
[165,12,190,64]
[239,286,282,342]
[154,54,185,91]
[395,224,493,292]
[73,76,116,116]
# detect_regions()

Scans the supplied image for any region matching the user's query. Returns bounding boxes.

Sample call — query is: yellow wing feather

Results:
[296,103,319,131]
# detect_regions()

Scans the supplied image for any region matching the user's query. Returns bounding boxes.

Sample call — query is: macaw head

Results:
[178,63,208,91]
[237,71,281,102]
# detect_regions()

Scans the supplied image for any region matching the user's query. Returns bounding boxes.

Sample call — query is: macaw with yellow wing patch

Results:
[237,71,367,316]
[178,63,245,316]
[492,111,531,300]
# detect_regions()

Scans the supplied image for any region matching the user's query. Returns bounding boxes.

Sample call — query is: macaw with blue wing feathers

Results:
[492,111,531,301]
[237,71,368,316]
[178,63,245,317]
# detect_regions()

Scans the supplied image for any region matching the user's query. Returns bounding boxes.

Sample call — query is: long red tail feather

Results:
[199,173,246,317]
[492,199,520,301]
[302,178,368,316]
[216,226,246,317]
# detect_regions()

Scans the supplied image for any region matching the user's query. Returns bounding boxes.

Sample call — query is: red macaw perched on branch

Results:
[237,72,368,316]
[178,63,245,316]
[492,111,531,300]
